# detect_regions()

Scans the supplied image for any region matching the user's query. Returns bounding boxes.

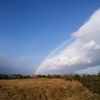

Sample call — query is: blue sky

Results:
[0,0,100,75]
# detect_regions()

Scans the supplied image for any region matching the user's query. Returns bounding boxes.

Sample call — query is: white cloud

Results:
[72,9,100,38]
[81,40,100,50]
[37,9,100,75]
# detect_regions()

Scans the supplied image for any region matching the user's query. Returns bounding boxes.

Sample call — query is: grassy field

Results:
[0,78,100,100]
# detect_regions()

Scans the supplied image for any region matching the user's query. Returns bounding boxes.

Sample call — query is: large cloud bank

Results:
[37,9,100,74]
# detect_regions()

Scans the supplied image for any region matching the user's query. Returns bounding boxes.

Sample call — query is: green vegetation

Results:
[0,74,31,79]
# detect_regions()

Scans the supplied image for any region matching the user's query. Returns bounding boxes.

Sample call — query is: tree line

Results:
[0,74,31,79]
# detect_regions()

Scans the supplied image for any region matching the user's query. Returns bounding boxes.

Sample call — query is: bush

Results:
[0,84,2,89]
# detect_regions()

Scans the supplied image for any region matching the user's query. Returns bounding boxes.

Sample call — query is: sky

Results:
[0,0,100,75]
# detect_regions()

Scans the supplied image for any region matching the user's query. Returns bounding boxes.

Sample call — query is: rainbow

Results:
[34,37,76,75]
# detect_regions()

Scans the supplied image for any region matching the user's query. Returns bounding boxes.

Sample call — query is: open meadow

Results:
[0,78,100,100]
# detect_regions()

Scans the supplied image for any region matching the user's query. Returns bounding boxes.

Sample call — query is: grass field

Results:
[0,78,100,100]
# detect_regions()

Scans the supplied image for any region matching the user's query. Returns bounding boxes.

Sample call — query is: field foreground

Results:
[0,78,100,100]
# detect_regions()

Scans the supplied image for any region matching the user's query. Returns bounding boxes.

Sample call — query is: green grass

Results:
[0,78,100,100]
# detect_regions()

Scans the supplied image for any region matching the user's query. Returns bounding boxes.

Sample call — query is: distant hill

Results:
[0,78,100,100]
